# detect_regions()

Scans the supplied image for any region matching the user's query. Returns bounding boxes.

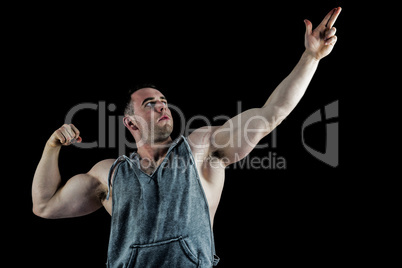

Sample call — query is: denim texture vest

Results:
[106,136,219,267]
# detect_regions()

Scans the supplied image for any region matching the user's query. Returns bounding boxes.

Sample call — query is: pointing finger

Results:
[317,8,336,30]
[326,7,342,29]
[317,7,341,30]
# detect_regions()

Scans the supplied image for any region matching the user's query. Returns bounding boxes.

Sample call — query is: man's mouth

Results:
[158,115,170,122]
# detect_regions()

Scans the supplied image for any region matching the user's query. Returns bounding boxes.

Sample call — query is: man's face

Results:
[128,87,173,143]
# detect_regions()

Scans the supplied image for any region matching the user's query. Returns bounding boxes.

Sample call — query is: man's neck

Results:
[136,136,173,163]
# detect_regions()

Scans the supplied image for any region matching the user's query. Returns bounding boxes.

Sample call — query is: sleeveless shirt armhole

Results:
[106,157,123,200]
[182,136,195,165]
[106,155,136,200]
[183,136,219,263]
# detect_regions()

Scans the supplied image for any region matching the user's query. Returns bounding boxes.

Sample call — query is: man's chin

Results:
[154,125,173,142]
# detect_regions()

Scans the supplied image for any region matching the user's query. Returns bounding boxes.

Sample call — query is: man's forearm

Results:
[32,143,63,213]
[209,7,340,165]
[263,50,319,119]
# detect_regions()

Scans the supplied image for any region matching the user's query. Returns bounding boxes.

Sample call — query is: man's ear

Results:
[123,116,138,130]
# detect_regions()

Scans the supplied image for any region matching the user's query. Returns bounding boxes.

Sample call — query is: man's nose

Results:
[154,101,166,113]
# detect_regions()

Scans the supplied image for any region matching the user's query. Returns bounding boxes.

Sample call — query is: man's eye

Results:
[145,101,167,108]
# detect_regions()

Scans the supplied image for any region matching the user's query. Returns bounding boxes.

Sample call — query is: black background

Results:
[10,1,361,267]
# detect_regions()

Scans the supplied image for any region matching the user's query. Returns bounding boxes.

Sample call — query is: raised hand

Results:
[48,124,82,147]
[304,7,342,60]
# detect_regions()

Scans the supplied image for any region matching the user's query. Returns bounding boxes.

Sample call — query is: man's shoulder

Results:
[187,126,220,151]
[186,126,229,169]
[87,158,116,185]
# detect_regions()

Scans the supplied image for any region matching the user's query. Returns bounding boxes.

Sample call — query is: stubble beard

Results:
[152,124,173,143]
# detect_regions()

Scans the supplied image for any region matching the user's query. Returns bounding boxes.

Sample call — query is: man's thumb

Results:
[304,19,312,35]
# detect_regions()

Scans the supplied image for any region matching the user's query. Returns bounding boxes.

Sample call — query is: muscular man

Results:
[32,7,341,267]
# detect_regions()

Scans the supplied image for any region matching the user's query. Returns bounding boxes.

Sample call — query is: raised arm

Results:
[207,7,342,165]
[32,124,113,219]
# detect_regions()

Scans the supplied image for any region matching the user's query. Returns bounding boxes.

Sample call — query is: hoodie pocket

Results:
[127,236,199,268]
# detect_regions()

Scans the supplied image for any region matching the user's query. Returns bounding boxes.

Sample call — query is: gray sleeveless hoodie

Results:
[106,136,219,267]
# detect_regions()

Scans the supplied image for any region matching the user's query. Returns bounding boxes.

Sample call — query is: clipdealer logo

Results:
[301,100,339,167]
[64,100,339,168]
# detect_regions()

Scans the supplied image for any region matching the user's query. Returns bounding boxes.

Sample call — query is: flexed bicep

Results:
[33,159,114,219]
[35,173,104,219]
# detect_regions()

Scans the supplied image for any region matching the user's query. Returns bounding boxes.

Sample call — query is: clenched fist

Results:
[47,124,82,147]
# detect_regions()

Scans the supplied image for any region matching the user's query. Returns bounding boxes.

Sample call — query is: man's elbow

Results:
[32,204,46,218]
[273,112,287,128]
[32,203,54,219]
